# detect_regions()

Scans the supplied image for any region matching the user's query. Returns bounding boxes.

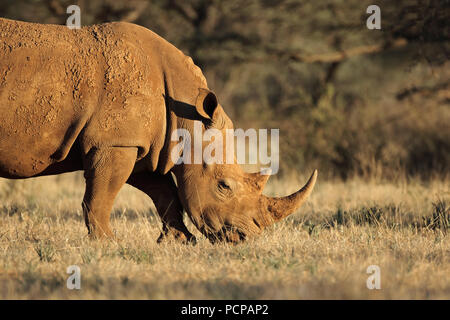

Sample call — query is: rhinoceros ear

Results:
[195,88,218,120]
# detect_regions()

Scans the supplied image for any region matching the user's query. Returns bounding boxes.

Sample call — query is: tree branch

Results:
[287,39,408,64]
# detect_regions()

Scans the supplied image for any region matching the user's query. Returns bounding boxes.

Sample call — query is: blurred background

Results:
[1,0,448,180]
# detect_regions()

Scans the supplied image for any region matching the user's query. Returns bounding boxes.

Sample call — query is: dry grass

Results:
[0,172,449,299]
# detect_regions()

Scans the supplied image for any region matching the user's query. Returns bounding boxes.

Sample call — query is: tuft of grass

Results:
[424,200,449,232]
[117,246,155,265]
[81,248,98,264]
[321,203,449,233]
[34,241,57,262]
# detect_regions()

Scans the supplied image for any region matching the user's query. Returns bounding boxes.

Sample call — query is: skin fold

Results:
[0,18,316,243]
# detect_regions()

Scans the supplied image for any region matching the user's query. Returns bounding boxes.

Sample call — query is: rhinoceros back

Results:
[0,18,105,177]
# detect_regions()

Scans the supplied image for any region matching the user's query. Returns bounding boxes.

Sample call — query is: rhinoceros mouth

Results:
[210,215,269,243]
[204,224,247,244]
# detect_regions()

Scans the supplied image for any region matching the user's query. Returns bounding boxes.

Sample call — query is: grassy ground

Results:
[0,172,448,299]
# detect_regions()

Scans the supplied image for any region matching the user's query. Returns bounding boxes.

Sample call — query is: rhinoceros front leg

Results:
[82,147,138,238]
[127,171,196,244]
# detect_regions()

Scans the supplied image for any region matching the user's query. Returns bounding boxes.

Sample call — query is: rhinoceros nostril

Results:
[253,218,261,229]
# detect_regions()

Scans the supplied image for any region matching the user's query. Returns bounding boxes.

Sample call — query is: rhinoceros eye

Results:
[217,178,236,197]
[218,180,231,190]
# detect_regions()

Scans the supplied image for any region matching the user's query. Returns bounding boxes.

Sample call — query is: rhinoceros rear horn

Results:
[263,170,318,222]
[248,168,271,193]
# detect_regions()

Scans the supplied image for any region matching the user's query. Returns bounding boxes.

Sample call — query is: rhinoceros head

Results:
[171,89,318,243]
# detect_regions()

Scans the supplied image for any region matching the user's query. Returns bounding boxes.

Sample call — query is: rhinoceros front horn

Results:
[262,170,318,223]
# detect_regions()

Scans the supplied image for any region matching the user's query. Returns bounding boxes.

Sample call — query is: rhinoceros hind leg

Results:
[82,147,138,238]
[127,171,196,244]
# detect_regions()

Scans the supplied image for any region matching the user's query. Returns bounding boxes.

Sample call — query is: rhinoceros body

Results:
[0,18,317,243]
[0,18,201,178]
